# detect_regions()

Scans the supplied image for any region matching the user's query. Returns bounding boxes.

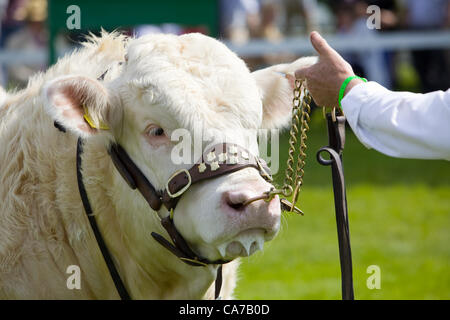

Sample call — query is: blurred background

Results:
[0,0,448,299]
[1,0,450,92]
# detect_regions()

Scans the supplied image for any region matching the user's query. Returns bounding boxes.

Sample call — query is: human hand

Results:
[295,31,364,107]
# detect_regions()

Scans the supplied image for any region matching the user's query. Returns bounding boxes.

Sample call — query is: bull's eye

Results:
[147,126,165,137]
[144,124,168,147]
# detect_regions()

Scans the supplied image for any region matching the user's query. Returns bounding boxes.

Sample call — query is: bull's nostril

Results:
[224,191,247,212]
[227,199,245,211]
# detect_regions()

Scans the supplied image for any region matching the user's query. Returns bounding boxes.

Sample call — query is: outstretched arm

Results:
[295,32,450,160]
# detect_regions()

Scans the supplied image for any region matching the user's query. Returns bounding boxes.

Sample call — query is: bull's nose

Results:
[222,190,281,239]
[223,190,280,213]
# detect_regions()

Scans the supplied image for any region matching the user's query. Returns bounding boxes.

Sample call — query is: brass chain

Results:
[264,79,312,213]
[291,79,312,208]
[284,79,312,209]
[244,79,313,214]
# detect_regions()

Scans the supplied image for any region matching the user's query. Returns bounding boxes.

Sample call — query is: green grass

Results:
[235,110,450,300]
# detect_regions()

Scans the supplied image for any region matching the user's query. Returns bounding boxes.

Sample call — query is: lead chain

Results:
[245,79,313,214]
[268,79,312,213]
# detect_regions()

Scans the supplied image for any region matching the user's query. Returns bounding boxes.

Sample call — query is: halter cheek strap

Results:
[109,143,162,211]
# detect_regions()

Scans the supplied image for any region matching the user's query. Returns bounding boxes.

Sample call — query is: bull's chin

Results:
[215,228,266,261]
[188,228,274,263]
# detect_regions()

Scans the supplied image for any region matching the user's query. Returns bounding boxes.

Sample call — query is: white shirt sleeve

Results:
[341,81,450,161]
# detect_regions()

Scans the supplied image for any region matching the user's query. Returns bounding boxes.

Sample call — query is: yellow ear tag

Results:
[83,106,110,130]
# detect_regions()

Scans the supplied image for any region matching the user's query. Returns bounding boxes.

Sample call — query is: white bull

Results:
[0,32,315,299]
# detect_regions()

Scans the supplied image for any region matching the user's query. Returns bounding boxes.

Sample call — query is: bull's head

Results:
[42,33,316,270]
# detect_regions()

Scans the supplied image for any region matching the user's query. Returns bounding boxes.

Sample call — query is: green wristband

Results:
[338,76,367,109]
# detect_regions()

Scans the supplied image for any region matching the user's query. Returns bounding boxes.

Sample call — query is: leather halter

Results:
[108,142,273,268]
[59,116,274,299]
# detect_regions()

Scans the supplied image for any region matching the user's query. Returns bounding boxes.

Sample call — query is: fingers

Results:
[310,31,338,59]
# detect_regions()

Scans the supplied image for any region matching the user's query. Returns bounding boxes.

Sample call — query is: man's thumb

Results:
[310,31,333,56]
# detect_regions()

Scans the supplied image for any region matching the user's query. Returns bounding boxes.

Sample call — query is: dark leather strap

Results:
[162,143,271,210]
[215,265,223,300]
[316,114,354,300]
[76,138,131,300]
[151,217,230,267]
[109,144,162,211]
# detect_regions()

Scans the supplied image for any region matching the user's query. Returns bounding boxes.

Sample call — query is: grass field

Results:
[235,110,450,300]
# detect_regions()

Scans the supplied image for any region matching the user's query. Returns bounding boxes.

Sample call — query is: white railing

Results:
[0,49,47,65]
[0,31,449,65]
[224,30,450,56]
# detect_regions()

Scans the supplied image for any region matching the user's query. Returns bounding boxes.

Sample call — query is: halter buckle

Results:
[166,168,192,198]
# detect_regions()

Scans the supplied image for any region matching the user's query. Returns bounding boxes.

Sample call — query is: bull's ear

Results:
[252,56,317,129]
[42,75,120,138]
